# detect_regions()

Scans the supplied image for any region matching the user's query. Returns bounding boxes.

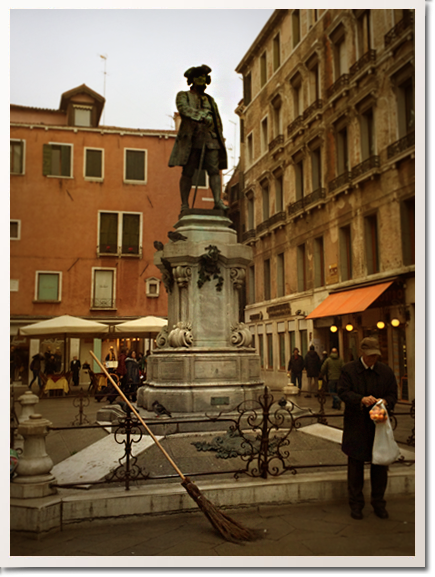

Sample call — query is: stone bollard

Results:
[10,414,57,499]
[14,390,40,452]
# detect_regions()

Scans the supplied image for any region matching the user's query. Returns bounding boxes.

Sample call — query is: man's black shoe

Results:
[374,508,389,519]
[351,510,363,520]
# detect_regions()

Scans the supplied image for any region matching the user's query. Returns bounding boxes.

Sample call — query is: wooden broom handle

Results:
[89,351,186,480]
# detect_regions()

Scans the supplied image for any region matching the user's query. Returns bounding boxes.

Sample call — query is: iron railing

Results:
[303,99,323,121]
[287,115,304,136]
[387,131,415,159]
[268,134,284,152]
[351,155,380,179]
[349,50,376,77]
[328,171,352,193]
[384,13,414,47]
[288,188,326,215]
[326,74,349,99]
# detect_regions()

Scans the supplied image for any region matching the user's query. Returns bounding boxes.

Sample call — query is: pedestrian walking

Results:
[125,350,140,402]
[29,353,43,391]
[338,337,398,520]
[287,348,304,394]
[70,356,81,387]
[304,345,322,398]
[116,348,127,389]
[321,348,344,409]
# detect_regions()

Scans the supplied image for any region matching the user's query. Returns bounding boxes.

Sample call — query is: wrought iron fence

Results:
[328,171,352,193]
[287,115,303,136]
[268,134,284,152]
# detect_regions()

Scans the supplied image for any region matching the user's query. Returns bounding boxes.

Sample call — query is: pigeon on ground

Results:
[278,397,288,408]
[167,230,187,242]
[152,400,172,417]
[153,240,164,251]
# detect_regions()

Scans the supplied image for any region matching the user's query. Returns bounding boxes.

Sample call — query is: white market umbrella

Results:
[19,315,109,375]
[113,315,167,338]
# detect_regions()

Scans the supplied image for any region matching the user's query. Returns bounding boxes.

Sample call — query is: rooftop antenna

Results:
[99,54,107,124]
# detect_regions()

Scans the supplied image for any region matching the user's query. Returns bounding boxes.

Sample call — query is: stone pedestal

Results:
[137,211,263,413]
[11,414,56,499]
[14,390,40,451]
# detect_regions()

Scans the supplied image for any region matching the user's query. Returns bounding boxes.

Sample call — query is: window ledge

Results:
[90,307,117,311]
[33,300,61,304]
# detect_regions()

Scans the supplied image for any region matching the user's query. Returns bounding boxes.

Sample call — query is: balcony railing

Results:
[349,50,377,77]
[287,115,303,136]
[267,211,286,227]
[303,99,323,121]
[92,298,115,309]
[387,131,415,159]
[328,171,352,193]
[242,229,256,243]
[384,13,414,47]
[268,134,284,152]
[256,221,270,235]
[351,155,380,179]
[326,74,349,99]
[288,189,325,215]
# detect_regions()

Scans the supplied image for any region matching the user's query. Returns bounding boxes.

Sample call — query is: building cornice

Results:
[10,122,177,139]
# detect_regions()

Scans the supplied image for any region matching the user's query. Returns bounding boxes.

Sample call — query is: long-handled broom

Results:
[89,351,261,543]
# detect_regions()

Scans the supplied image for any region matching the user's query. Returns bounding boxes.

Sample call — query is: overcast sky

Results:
[10,9,275,176]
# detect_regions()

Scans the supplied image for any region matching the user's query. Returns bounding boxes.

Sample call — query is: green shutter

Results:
[42,144,52,176]
[38,273,59,300]
[126,150,145,181]
[122,214,140,254]
[100,213,118,253]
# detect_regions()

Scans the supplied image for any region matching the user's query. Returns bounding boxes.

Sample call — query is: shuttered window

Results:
[85,149,103,179]
[99,213,118,254]
[122,214,140,255]
[10,140,24,174]
[37,273,60,301]
[43,143,72,177]
[125,149,146,183]
[98,212,142,256]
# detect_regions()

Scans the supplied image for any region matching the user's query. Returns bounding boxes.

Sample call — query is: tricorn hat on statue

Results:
[184,64,212,85]
[360,337,381,356]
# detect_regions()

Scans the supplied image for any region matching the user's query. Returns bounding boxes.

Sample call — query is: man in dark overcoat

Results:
[338,337,398,520]
[168,64,228,211]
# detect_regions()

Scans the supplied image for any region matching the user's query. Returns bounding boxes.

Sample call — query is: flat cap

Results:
[360,337,381,356]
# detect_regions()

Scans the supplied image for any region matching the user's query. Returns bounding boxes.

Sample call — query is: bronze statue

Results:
[168,65,228,211]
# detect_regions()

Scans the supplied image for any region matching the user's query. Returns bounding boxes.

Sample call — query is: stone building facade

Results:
[232,9,415,400]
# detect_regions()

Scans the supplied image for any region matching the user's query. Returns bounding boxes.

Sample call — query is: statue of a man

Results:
[168,65,228,212]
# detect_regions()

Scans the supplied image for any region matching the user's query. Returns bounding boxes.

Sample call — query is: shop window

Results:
[292,10,301,48]
[313,236,325,288]
[339,225,353,281]
[10,219,21,240]
[10,139,25,175]
[261,180,270,221]
[43,143,73,178]
[364,214,379,274]
[36,272,61,302]
[273,33,281,71]
[261,116,268,154]
[279,333,286,369]
[248,265,256,304]
[260,51,267,87]
[124,149,147,184]
[297,243,307,292]
[277,252,285,297]
[84,148,104,180]
[401,197,415,266]
[92,268,115,309]
[98,211,142,257]
[264,258,271,300]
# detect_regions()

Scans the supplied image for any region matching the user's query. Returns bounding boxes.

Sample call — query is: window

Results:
[297,243,307,292]
[311,147,322,191]
[339,225,353,281]
[247,193,255,230]
[264,259,271,300]
[10,279,19,292]
[10,140,25,175]
[300,329,308,358]
[92,268,115,309]
[330,24,347,79]
[244,72,252,105]
[275,173,283,212]
[290,73,303,117]
[277,252,285,297]
[309,61,320,103]
[259,334,264,368]
[289,330,296,355]
[295,159,304,200]
[248,265,256,304]
[246,132,254,165]
[292,10,301,48]
[336,125,349,175]
[397,76,415,137]
[272,95,282,138]
[355,10,371,57]
[279,332,286,370]
[36,272,61,302]
[98,211,142,256]
[267,333,274,368]
[261,180,270,221]
[360,107,375,160]
[261,116,268,154]
[43,143,73,177]
[145,277,161,298]
[124,149,147,183]
[364,214,379,274]
[273,34,281,71]
[74,106,92,127]
[10,220,21,240]
[314,236,325,288]
[401,197,415,266]
[260,52,267,87]
[84,148,104,180]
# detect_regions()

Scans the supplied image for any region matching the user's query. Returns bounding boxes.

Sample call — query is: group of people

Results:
[288,338,398,521]
[99,347,150,404]
[287,345,344,408]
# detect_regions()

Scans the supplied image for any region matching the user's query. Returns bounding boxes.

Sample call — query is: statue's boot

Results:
[180,175,191,210]
[210,174,228,211]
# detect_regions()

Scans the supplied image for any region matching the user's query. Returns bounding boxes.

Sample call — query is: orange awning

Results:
[305,281,394,319]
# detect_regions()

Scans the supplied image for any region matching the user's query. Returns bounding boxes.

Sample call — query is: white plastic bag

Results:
[371,400,401,466]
